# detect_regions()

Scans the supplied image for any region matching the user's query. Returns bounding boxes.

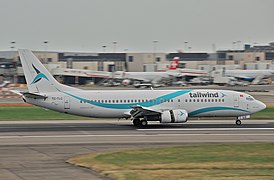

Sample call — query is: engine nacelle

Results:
[161,109,188,123]
[122,79,131,85]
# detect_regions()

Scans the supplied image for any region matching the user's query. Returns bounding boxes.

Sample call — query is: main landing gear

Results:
[133,118,148,127]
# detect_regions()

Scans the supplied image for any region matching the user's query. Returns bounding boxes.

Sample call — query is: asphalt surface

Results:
[0,119,274,180]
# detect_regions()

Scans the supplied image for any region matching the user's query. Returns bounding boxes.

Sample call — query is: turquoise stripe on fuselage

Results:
[63,89,192,109]
[189,106,249,116]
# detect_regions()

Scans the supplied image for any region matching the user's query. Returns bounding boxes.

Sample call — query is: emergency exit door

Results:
[233,95,239,107]
[64,96,70,109]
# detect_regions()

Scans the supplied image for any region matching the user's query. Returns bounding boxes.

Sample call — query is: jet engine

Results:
[161,109,188,123]
[122,79,131,86]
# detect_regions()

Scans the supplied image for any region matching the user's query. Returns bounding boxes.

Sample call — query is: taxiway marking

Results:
[137,128,274,131]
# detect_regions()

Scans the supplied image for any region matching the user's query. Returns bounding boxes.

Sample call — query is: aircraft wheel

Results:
[140,119,148,127]
[133,119,141,126]
[236,120,241,125]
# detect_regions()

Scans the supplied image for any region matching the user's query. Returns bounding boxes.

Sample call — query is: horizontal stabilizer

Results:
[10,90,47,99]
[22,92,47,99]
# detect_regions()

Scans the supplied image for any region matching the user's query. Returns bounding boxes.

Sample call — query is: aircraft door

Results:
[64,96,70,109]
[233,95,239,107]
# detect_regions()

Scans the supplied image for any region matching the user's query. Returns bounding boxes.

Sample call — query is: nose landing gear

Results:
[235,119,241,125]
[235,115,250,125]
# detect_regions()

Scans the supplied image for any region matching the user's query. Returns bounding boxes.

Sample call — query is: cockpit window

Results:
[246,96,254,101]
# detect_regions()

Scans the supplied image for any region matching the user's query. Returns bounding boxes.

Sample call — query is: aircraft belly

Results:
[191,110,248,117]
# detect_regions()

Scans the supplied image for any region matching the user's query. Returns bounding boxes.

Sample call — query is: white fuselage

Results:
[114,69,207,83]
[225,69,274,79]
[26,89,265,118]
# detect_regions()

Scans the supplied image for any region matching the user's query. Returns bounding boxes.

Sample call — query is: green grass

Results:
[68,143,274,180]
[0,106,272,121]
[251,108,274,119]
[0,106,90,120]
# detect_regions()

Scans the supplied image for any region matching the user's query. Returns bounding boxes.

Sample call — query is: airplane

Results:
[115,57,208,86]
[14,49,266,127]
[217,65,274,84]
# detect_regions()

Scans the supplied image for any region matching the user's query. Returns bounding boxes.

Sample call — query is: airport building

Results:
[0,41,273,84]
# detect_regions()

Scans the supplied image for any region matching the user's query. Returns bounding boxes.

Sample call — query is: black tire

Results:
[133,119,141,126]
[236,120,241,125]
[140,120,148,126]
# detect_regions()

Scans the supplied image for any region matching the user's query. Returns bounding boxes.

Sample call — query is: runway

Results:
[1,119,274,145]
[1,119,274,180]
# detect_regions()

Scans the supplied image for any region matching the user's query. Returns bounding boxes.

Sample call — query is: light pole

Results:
[10,41,16,51]
[153,40,159,71]
[113,41,117,52]
[184,41,188,52]
[102,45,107,52]
[43,41,48,64]
[253,42,258,62]
[10,41,16,83]
[153,40,158,71]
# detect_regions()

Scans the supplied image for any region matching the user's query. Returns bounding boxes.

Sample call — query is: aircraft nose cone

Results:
[259,101,266,111]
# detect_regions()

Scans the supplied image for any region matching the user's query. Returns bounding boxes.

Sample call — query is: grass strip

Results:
[68,143,274,180]
[0,106,90,120]
[0,106,272,121]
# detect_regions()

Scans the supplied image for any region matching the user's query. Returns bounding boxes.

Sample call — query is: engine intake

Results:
[161,109,188,123]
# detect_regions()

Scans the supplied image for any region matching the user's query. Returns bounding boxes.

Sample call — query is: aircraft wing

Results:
[130,106,161,118]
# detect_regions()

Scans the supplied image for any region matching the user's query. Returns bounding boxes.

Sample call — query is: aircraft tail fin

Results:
[169,57,179,70]
[18,49,77,93]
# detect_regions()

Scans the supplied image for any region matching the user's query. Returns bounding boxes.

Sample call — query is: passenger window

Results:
[185,99,188,102]
[205,99,207,102]
[189,99,192,102]
[171,99,173,102]
[178,99,180,102]
[201,99,203,102]
[222,99,224,102]
[193,99,196,102]
[197,99,199,102]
